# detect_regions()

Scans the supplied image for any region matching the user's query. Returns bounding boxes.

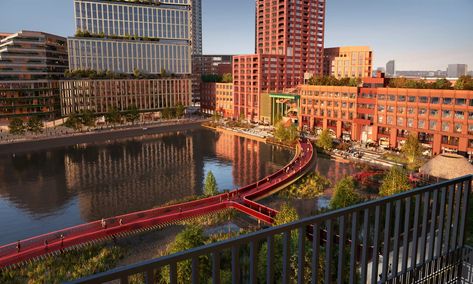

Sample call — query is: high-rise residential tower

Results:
[386,60,395,78]
[191,0,202,55]
[233,0,326,122]
[69,0,193,75]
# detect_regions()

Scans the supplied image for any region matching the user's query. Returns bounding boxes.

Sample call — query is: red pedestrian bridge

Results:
[0,138,315,268]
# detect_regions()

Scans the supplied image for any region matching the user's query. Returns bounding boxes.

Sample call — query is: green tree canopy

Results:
[161,107,176,119]
[316,129,333,151]
[161,225,210,283]
[330,176,362,210]
[64,113,82,130]
[401,134,423,167]
[26,116,43,134]
[78,110,96,127]
[274,121,298,143]
[285,171,330,199]
[125,105,140,124]
[308,76,361,87]
[201,74,222,83]
[379,166,411,196]
[431,78,452,89]
[105,107,122,125]
[273,203,299,226]
[203,171,218,196]
[454,75,473,90]
[175,103,186,118]
[222,73,233,83]
[9,118,26,135]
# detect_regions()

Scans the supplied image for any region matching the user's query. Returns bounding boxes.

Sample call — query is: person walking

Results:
[101,218,107,229]
[60,234,64,247]
[16,241,21,253]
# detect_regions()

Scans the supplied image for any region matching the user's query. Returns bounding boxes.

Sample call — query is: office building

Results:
[68,0,193,75]
[447,64,468,78]
[323,46,373,78]
[386,60,395,78]
[233,0,326,122]
[191,0,202,55]
[0,31,68,122]
[60,78,192,116]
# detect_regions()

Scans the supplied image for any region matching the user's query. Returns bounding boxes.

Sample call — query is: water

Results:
[0,128,293,245]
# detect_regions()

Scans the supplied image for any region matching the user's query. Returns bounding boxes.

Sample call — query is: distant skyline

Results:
[0,0,472,71]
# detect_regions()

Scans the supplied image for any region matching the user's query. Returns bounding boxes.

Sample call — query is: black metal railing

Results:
[70,175,473,284]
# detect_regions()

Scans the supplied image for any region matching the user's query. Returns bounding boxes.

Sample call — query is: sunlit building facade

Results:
[60,78,192,116]
[69,0,192,74]
[323,46,373,78]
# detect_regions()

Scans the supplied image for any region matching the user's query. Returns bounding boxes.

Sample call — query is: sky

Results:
[0,0,472,71]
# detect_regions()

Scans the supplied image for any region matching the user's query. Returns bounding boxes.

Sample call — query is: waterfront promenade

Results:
[0,138,314,268]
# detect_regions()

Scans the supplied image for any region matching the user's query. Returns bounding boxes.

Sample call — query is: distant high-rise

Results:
[447,64,468,78]
[69,0,193,75]
[323,46,373,78]
[191,0,202,55]
[386,60,396,78]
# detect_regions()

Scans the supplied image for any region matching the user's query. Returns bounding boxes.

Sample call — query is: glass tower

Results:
[68,0,193,75]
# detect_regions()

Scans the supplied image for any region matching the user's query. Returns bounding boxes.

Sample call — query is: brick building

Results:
[233,0,326,122]
[200,82,233,117]
[323,46,373,78]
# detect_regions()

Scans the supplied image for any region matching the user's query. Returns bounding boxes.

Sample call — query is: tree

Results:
[9,118,26,135]
[175,103,185,118]
[431,78,452,89]
[125,105,140,124]
[454,75,473,90]
[64,113,81,130]
[78,110,96,127]
[105,107,122,125]
[133,68,141,78]
[379,166,411,196]
[285,171,330,199]
[203,171,218,196]
[273,203,299,226]
[330,177,362,210]
[274,121,299,143]
[401,134,423,166]
[222,73,233,83]
[161,107,176,119]
[316,129,333,151]
[26,116,43,134]
[161,225,210,283]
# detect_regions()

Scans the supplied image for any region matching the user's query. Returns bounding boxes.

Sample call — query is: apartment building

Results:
[233,0,326,122]
[323,46,373,78]
[200,82,233,117]
[0,31,68,122]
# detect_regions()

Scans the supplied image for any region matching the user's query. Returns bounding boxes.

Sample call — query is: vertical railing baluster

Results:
[212,252,221,284]
[419,191,430,266]
[267,235,274,284]
[428,189,439,262]
[360,208,370,284]
[401,197,411,275]
[170,263,177,284]
[436,187,447,259]
[381,202,392,282]
[444,185,455,255]
[298,226,306,284]
[337,216,346,284]
[391,200,401,279]
[325,219,333,284]
[192,257,199,284]
[232,246,240,284]
[371,205,381,284]
[410,194,421,270]
[282,231,291,284]
[451,182,463,250]
[249,241,257,284]
[458,180,471,247]
[349,212,358,283]
[312,223,320,284]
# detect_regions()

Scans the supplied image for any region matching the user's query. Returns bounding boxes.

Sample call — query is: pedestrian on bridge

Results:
[44,240,48,250]
[119,218,123,226]
[60,234,64,247]
[101,218,107,229]
[16,240,20,253]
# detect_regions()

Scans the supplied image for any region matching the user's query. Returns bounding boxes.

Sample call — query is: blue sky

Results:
[0,0,472,71]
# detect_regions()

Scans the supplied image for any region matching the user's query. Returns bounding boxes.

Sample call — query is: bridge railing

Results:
[71,175,472,284]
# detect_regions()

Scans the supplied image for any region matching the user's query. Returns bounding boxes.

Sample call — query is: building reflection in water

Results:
[0,128,293,243]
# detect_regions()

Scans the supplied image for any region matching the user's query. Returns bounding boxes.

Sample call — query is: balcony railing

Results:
[71,175,473,284]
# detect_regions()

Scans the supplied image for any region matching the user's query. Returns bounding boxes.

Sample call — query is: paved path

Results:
[0,138,315,268]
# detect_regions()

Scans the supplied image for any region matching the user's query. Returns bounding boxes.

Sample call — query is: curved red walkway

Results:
[0,138,314,268]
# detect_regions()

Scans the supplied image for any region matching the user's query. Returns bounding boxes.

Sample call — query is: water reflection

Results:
[0,128,292,244]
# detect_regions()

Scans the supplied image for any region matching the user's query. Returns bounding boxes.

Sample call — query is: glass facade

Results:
[68,38,191,74]
[70,0,193,75]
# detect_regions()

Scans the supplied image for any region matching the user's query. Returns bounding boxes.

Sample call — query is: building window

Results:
[397,117,404,126]
[408,107,415,115]
[455,111,465,120]
[408,96,416,103]
[442,122,450,132]
[456,98,466,105]
[408,118,414,128]
[454,123,463,133]
[419,96,428,103]
[443,110,452,118]
[429,120,437,130]
[430,97,440,104]
[443,97,453,105]
[398,95,406,102]
[419,108,427,115]
[418,120,426,129]
[430,109,438,117]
